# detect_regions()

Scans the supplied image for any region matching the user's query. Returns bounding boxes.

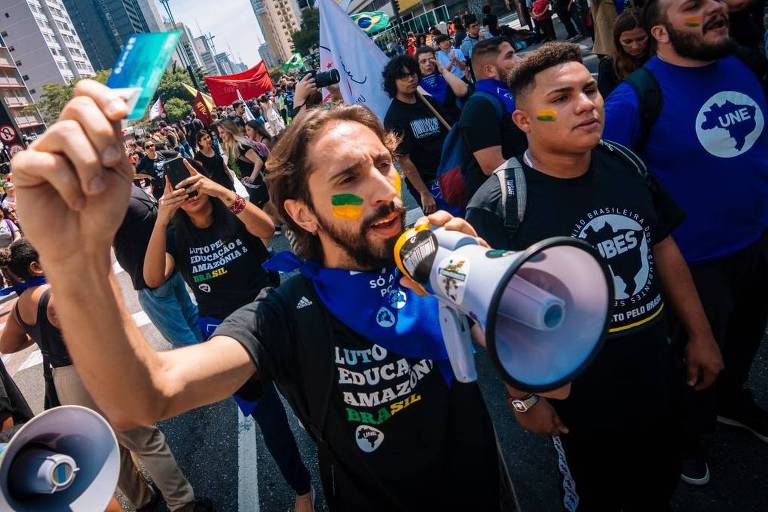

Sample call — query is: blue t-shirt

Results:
[603,55,768,263]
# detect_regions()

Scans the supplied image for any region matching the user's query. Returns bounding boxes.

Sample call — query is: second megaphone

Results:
[394,226,614,391]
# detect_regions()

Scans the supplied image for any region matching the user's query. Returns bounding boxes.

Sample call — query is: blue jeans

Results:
[137,272,203,347]
[197,316,311,495]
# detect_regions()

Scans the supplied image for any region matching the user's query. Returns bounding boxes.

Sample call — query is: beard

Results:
[316,201,406,270]
[665,20,736,61]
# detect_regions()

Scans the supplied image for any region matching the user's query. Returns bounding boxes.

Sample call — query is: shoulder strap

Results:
[624,67,663,151]
[493,157,527,240]
[472,90,505,120]
[734,45,768,94]
[271,275,334,447]
[599,139,657,192]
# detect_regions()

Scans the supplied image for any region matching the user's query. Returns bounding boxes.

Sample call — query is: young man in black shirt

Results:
[383,55,446,214]
[466,42,724,511]
[136,139,167,200]
[10,81,585,510]
[458,38,528,201]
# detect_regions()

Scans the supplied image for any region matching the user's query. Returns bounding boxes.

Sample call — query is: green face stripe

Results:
[536,115,556,121]
[331,194,364,206]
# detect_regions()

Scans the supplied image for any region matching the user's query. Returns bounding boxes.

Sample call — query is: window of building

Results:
[22,74,29,80]
[29,88,36,94]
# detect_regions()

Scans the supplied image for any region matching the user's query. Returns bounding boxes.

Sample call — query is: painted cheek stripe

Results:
[684,16,703,27]
[536,109,558,122]
[331,193,364,220]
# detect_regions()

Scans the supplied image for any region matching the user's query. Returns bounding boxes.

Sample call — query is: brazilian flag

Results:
[350,11,390,34]
[282,53,304,71]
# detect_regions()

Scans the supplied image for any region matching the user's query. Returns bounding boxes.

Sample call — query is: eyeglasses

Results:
[145,144,155,149]
[398,71,417,79]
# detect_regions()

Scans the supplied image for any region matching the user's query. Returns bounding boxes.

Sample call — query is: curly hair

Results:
[265,105,399,261]
[382,55,419,98]
[508,42,583,101]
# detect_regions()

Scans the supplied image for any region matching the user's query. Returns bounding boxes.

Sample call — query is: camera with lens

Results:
[311,68,341,88]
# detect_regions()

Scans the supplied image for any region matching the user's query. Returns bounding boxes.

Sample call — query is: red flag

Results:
[192,91,212,126]
[204,62,274,106]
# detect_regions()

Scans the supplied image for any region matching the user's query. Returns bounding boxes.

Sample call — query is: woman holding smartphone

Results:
[143,153,314,512]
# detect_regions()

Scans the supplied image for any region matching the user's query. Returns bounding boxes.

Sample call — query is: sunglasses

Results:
[145,144,155,149]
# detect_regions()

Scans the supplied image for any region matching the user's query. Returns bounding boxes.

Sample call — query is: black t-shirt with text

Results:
[136,153,167,200]
[384,96,450,185]
[167,211,272,319]
[458,95,527,199]
[466,144,684,431]
[113,185,157,290]
[214,293,503,510]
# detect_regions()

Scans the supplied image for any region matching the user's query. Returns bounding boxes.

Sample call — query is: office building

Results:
[0,33,45,146]
[135,0,165,33]
[258,42,278,68]
[214,51,236,75]
[249,0,300,63]
[0,0,95,101]
[194,35,220,75]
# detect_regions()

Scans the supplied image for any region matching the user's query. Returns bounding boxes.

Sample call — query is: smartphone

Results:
[164,156,197,197]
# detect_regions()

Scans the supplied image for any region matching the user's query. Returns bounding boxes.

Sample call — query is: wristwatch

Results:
[509,393,540,413]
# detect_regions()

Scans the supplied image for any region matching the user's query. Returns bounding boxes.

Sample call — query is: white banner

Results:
[319,0,391,120]
[237,89,256,122]
[148,98,164,120]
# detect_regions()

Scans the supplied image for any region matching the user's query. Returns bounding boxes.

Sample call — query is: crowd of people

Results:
[1,0,767,510]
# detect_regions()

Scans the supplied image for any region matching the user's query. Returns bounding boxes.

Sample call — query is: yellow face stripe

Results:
[536,109,558,122]
[684,16,703,27]
[332,204,364,220]
[393,171,402,197]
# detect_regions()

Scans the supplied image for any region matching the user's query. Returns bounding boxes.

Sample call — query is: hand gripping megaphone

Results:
[0,405,120,511]
[394,226,614,391]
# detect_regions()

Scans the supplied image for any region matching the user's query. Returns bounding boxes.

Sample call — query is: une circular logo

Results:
[198,283,211,293]
[695,90,764,158]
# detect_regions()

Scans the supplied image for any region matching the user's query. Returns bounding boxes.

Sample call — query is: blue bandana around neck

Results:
[419,73,450,105]
[475,78,516,114]
[264,251,453,385]
[0,277,47,296]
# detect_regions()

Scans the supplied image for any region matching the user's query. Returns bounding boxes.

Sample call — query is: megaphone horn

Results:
[395,226,614,391]
[0,405,120,511]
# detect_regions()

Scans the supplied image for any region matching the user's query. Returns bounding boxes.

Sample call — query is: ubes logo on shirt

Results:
[695,90,764,158]
[355,424,384,452]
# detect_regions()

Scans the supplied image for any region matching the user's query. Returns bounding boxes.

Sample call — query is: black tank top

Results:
[15,288,72,368]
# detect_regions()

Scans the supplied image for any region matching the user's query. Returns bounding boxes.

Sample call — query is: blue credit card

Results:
[107,31,182,120]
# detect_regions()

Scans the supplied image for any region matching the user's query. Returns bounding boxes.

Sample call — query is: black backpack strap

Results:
[493,157,527,240]
[271,275,334,446]
[599,139,657,193]
[624,67,663,152]
[734,45,768,95]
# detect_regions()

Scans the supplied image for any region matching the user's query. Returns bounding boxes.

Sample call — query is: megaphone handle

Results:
[438,303,478,382]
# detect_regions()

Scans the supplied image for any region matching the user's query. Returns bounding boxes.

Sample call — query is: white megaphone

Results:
[0,405,120,511]
[394,226,614,391]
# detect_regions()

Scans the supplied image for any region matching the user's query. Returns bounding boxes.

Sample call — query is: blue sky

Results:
[169,0,266,67]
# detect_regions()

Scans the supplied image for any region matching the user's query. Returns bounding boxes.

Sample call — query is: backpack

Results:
[437,91,505,207]
[625,46,768,150]
[491,140,651,240]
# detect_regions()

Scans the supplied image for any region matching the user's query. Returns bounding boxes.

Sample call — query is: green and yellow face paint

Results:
[393,171,402,198]
[331,193,364,220]
[684,16,703,27]
[536,109,558,122]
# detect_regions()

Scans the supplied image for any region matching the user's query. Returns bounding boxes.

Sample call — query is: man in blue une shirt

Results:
[603,0,768,487]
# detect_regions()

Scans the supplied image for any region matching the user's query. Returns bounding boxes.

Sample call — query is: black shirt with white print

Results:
[136,153,167,200]
[166,205,272,320]
[384,96,450,185]
[214,290,505,511]
[466,142,685,432]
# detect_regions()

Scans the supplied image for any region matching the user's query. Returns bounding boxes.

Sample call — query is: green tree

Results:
[36,69,111,124]
[291,7,319,56]
[164,97,192,122]
[154,67,195,104]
